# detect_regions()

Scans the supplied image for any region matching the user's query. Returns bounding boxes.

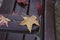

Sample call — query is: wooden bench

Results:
[0,0,56,40]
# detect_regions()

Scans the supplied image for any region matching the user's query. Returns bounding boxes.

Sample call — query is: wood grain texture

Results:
[44,0,56,40]
[0,32,7,40]
[25,34,37,40]
[0,0,39,33]
[6,33,37,40]
[0,0,40,40]
[0,0,16,14]
[7,32,24,40]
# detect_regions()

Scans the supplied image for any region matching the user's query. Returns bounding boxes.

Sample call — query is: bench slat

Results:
[0,0,16,14]
[0,32,7,40]
[44,0,56,40]
[25,34,36,40]
[7,32,24,40]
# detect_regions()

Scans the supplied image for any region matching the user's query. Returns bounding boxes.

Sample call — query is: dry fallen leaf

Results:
[17,0,28,7]
[20,15,40,32]
[12,11,19,16]
[37,2,42,16]
[0,15,11,27]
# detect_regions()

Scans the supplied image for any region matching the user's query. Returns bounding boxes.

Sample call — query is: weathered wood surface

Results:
[0,32,37,40]
[0,0,39,33]
[0,0,16,14]
[44,0,56,40]
[0,32,7,40]
[7,33,24,40]
[0,0,40,40]
[25,34,36,40]
[6,32,36,40]
[0,0,56,40]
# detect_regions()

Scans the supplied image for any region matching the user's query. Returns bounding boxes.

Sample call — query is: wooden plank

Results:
[44,0,56,40]
[29,0,38,16]
[0,32,7,40]
[0,0,16,14]
[25,34,36,40]
[7,33,37,40]
[7,32,24,40]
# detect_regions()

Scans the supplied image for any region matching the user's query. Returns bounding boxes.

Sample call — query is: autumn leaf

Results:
[37,2,43,16]
[12,11,19,16]
[17,0,28,7]
[20,15,40,32]
[17,0,25,3]
[0,15,11,27]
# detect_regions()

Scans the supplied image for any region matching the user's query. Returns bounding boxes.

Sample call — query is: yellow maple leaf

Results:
[0,15,11,27]
[20,15,40,32]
